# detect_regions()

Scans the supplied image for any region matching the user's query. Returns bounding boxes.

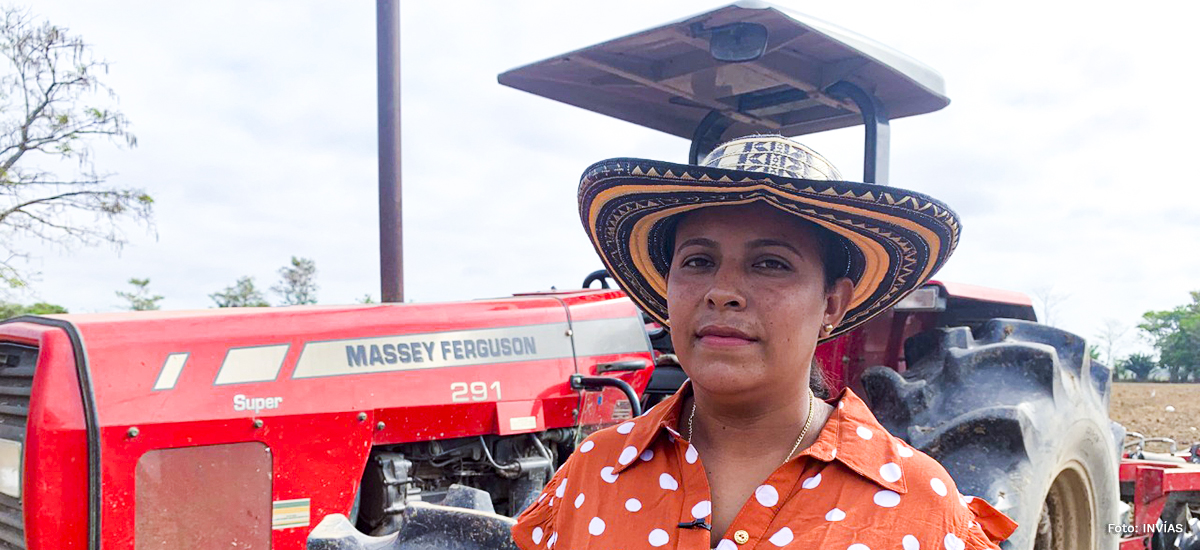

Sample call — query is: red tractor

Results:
[3,3,1198,550]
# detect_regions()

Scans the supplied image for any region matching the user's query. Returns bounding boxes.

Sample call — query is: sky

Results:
[20,1,1200,360]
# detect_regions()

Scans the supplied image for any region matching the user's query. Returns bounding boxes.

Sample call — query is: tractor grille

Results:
[0,344,36,550]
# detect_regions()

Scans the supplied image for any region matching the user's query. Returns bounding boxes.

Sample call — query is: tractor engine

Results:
[354,431,572,534]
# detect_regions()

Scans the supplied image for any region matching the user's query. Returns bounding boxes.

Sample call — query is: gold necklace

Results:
[687,388,816,466]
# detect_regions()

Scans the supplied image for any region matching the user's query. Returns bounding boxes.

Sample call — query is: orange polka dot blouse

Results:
[512,382,1017,549]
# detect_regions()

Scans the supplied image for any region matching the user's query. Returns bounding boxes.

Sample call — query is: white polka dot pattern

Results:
[768,527,794,546]
[931,478,947,496]
[755,484,780,507]
[509,387,1017,550]
[874,490,901,508]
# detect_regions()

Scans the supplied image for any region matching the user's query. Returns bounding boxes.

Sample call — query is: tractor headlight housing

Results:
[0,438,21,498]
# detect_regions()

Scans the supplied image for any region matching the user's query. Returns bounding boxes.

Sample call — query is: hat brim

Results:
[578,158,961,340]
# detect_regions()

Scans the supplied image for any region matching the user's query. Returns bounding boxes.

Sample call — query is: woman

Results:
[512,135,1017,549]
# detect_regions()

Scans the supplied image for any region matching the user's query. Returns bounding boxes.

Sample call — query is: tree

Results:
[115,277,161,310]
[1032,285,1070,327]
[0,300,65,319]
[272,257,317,305]
[1139,291,1200,382]
[210,276,269,307]
[1118,353,1156,381]
[1094,319,1128,367]
[0,9,152,287]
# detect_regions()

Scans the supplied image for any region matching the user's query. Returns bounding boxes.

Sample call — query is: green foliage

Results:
[0,8,153,288]
[115,277,163,311]
[210,276,269,308]
[272,257,318,305]
[0,300,66,319]
[1139,291,1200,382]
[1117,353,1157,381]
[357,294,376,304]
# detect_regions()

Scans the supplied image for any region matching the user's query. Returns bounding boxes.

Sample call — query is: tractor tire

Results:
[861,319,1120,550]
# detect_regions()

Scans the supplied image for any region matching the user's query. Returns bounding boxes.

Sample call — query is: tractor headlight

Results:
[894,287,946,312]
[0,438,20,498]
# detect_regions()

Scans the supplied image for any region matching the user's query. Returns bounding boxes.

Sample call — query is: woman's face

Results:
[666,202,852,398]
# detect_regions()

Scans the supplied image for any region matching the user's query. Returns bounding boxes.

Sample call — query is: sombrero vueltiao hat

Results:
[578,135,961,340]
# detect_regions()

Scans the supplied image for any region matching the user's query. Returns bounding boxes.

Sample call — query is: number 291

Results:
[450,381,501,402]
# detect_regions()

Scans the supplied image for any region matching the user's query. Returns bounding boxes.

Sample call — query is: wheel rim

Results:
[1034,461,1096,550]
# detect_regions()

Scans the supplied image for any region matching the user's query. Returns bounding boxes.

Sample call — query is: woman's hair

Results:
[663,209,848,397]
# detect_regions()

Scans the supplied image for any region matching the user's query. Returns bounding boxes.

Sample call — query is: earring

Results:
[823,323,834,334]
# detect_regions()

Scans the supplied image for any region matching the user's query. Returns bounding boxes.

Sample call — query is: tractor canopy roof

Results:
[498,1,949,139]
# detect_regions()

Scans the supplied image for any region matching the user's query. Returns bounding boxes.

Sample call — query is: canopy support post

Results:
[826,81,890,185]
[688,111,735,165]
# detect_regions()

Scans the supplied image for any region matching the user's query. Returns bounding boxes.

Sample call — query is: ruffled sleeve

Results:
[962,496,1019,549]
[511,453,572,550]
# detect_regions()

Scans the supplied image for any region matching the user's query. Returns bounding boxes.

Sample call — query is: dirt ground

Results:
[1111,382,1200,450]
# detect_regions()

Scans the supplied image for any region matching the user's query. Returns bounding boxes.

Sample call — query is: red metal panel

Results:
[1120,536,1150,550]
[134,442,272,549]
[101,413,372,549]
[68,297,578,427]
[1133,465,1167,541]
[931,280,1033,307]
[1164,466,1200,492]
[13,324,90,550]
[496,400,544,436]
[814,332,852,393]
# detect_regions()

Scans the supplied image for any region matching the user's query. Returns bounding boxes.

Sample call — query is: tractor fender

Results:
[861,319,1119,550]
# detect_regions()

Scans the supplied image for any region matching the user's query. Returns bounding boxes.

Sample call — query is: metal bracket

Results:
[688,110,735,165]
[825,81,890,185]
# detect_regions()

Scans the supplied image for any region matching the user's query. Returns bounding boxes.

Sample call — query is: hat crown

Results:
[700,135,843,181]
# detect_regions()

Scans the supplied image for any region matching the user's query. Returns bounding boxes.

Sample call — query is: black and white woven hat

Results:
[578,135,961,339]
